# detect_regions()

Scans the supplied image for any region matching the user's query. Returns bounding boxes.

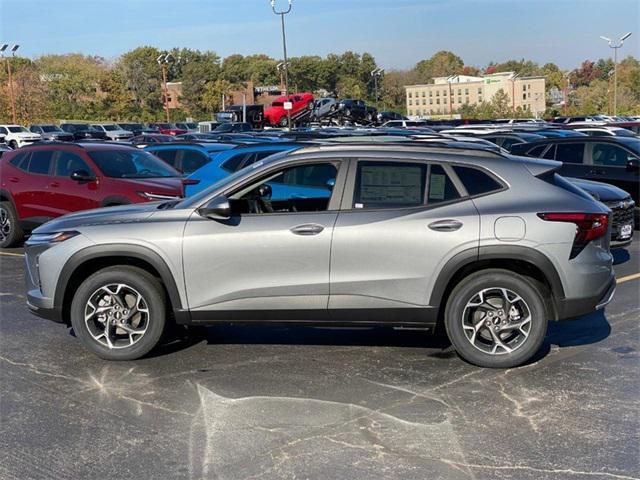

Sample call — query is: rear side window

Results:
[354,161,427,209]
[428,165,461,204]
[500,138,524,151]
[542,144,556,159]
[555,143,585,164]
[180,150,210,174]
[153,149,179,168]
[28,150,54,175]
[453,166,503,196]
[222,152,251,172]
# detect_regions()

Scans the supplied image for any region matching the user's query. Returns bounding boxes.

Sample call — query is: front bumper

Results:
[555,274,616,320]
[27,292,63,323]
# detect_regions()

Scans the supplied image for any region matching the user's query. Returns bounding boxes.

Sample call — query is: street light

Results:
[271,0,293,129]
[157,53,174,123]
[600,32,632,116]
[1,44,19,123]
[371,67,384,105]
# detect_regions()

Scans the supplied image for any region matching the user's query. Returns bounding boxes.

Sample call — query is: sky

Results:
[0,0,638,70]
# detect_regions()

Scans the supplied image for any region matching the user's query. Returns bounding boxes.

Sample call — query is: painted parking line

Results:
[618,272,640,284]
[0,251,25,257]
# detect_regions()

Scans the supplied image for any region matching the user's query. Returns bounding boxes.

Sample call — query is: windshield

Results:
[613,129,636,137]
[8,126,28,133]
[618,138,640,154]
[102,125,119,131]
[271,102,284,107]
[88,149,180,178]
[41,125,63,132]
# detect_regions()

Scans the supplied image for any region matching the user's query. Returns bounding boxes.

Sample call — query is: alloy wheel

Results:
[84,283,150,349]
[461,287,532,355]
[0,206,11,242]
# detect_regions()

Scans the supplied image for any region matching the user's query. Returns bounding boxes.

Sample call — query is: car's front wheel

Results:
[444,269,548,368]
[0,201,23,248]
[70,266,167,360]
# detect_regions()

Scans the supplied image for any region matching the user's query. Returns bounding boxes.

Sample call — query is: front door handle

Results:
[49,181,60,188]
[428,219,463,232]
[290,224,324,236]
[588,169,606,175]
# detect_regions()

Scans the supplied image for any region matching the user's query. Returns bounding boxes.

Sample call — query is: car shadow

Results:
[611,248,630,265]
[526,309,612,364]
[147,309,611,365]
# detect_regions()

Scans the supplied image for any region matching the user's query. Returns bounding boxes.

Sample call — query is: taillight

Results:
[538,212,609,258]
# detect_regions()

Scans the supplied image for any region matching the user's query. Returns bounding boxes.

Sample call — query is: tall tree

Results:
[415,51,464,82]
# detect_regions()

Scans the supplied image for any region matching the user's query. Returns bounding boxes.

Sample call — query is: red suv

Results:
[0,143,184,247]
[264,93,314,127]
[148,123,188,136]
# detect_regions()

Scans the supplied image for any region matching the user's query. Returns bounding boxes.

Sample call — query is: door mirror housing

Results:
[70,169,95,183]
[627,158,640,173]
[198,195,231,220]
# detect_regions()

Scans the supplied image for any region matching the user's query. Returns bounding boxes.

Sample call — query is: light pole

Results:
[157,53,174,123]
[371,67,384,106]
[600,32,632,116]
[271,0,292,129]
[1,44,19,124]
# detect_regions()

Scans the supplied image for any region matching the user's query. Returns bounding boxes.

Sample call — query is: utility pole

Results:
[600,32,632,116]
[371,67,384,106]
[271,0,293,129]
[1,44,19,124]
[157,53,178,123]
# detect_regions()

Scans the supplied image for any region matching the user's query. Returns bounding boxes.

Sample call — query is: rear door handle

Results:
[290,223,324,236]
[9,177,19,183]
[49,181,60,188]
[428,219,463,232]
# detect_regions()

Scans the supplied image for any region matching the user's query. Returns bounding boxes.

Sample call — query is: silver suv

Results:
[24,144,616,368]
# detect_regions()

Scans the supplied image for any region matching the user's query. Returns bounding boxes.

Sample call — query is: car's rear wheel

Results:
[444,269,548,368]
[70,266,166,360]
[279,117,288,127]
[0,201,23,248]
[8,140,18,150]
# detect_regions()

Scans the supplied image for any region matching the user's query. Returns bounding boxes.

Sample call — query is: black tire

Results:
[0,201,24,248]
[8,140,18,150]
[70,266,167,360]
[344,108,352,117]
[279,117,288,127]
[444,269,548,368]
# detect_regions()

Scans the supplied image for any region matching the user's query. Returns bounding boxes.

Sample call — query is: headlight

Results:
[137,191,181,201]
[26,231,80,245]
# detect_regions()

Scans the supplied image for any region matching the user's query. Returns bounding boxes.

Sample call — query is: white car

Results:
[574,126,637,138]
[91,123,134,141]
[0,124,42,149]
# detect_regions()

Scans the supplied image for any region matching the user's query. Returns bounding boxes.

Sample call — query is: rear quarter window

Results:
[452,166,503,196]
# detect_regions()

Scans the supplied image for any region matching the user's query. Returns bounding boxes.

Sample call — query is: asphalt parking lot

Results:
[0,240,638,480]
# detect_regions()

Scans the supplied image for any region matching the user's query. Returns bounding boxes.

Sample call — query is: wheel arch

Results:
[430,246,565,321]
[55,244,188,325]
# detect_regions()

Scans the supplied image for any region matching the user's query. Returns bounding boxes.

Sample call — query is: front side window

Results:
[180,150,210,174]
[88,149,179,178]
[153,149,179,168]
[592,143,636,167]
[229,163,338,214]
[54,151,92,177]
[555,143,585,164]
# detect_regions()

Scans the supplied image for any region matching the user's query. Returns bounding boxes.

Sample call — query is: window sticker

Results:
[429,174,446,200]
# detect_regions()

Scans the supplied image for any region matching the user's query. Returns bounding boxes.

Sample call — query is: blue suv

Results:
[184,143,308,196]
[145,142,237,175]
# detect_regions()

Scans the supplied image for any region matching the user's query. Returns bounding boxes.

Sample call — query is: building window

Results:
[409,92,413,98]
[429,98,433,104]
[422,99,426,105]
[523,93,526,100]
[443,89,447,96]
[522,85,527,91]
[465,97,469,104]
[422,91,425,97]
[477,87,482,94]
[409,100,413,105]
[429,91,432,97]
[458,96,462,104]
[436,98,440,104]
[436,91,439,97]
[478,96,482,102]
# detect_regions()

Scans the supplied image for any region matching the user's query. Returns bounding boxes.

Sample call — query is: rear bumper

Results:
[555,274,616,320]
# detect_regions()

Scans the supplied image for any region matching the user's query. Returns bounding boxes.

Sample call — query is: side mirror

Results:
[198,195,231,220]
[326,178,336,190]
[627,158,640,173]
[70,169,95,183]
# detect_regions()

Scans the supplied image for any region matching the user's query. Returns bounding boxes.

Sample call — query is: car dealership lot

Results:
[0,240,638,479]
